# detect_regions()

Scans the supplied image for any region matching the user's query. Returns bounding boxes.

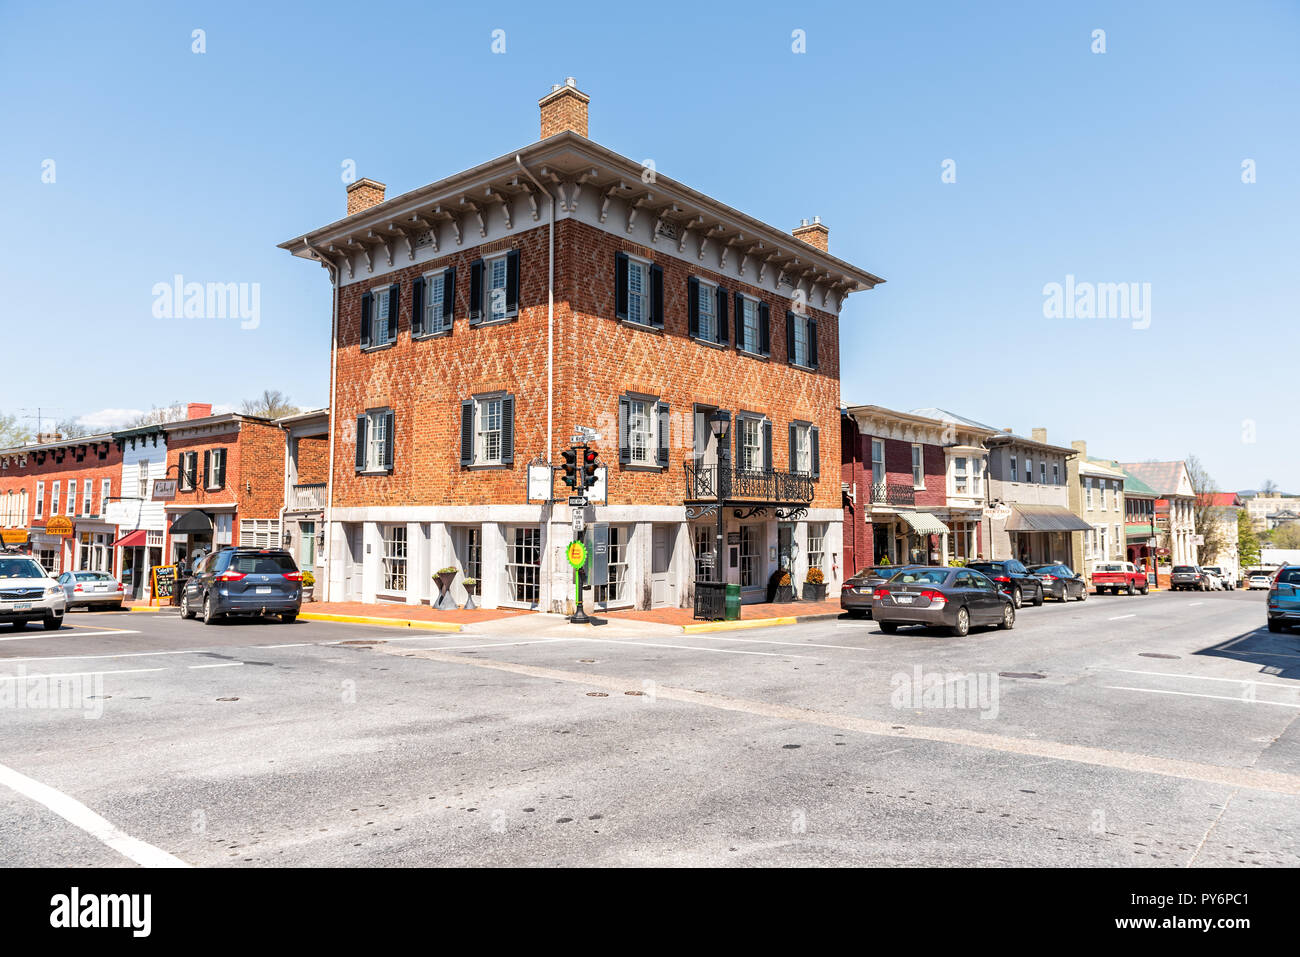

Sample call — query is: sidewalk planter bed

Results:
[434,568,458,610]
[301,570,316,602]
[769,569,795,604]
[802,567,826,602]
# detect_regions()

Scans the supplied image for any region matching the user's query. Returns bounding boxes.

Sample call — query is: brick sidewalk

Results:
[605,598,843,628]
[300,601,530,625]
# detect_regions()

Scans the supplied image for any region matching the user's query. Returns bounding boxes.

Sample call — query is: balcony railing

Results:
[870,482,915,506]
[684,461,815,503]
[290,483,326,510]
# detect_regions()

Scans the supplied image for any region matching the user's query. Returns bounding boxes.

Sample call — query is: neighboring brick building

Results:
[0,432,122,574]
[160,410,289,568]
[841,406,994,572]
[280,81,884,610]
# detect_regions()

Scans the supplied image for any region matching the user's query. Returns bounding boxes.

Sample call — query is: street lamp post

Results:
[709,410,731,587]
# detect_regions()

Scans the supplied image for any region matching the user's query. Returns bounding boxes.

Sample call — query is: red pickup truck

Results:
[1091,561,1149,596]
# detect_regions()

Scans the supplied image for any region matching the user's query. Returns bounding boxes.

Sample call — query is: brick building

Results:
[0,432,122,574]
[160,409,291,568]
[842,406,994,572]
[280,80,884,610]
[278,408,330,583]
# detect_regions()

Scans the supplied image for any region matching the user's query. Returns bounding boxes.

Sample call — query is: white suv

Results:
[0,556,68,630]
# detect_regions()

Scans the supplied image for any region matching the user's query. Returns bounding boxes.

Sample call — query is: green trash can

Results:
[724,583,742,621]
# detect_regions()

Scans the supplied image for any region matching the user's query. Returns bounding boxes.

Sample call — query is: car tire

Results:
[201,593,217,626]
[1267,619,1282,633]
[949,606,970,638]
[1126,582,1135,596]
[180,591,195,620]
[111,601,123,611]
[1012,587,1022,609]
[43,614,62,631]
[879,622,899,634]
[280,613,297,624]
[9,620,26,630]
[847,609,867,619]
[1032,587,1043,607]
[999,604,1016,630]
[1078,588,1087,602]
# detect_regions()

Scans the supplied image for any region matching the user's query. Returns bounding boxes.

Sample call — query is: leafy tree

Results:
[1238,508,1261,569]
[240,390,299,420]
[1187,455,1229,563]
[0,412,32,448]
[1272,522,1300,550]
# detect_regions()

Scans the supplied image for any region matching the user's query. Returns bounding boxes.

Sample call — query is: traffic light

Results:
[582,448,599,490]
[561,448,579,488]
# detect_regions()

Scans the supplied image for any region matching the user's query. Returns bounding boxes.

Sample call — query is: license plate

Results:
[895,595,914,604]
[95,584,107,591]
[256,587,272,595]
[14,602,32,610]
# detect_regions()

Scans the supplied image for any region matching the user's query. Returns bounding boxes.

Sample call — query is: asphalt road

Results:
[1,588,1296,867]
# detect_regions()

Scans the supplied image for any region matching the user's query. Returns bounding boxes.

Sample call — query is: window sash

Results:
[626,261,647,325]
[373,289,392,343]
[479,399,503,464]
[366,412,388,471]
[425,273,447,333]
[741,299,758,352]
[487,256,508,321]
[697,283,715,340]
[793,314,809,365]
[871,440,884,485]
[740,418,762,472]
[911,446,923,487]
[381,525,407,592]
[628,400,653,465]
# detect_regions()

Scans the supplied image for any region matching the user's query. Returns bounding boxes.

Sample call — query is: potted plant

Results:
[802,566,826,601]
[301,569,316,602]
[433,567,458,610]
[767,568,795,603]
[462,577,478,610]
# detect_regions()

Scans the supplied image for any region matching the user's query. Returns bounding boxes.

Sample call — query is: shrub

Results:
[302,570,315,587]
[806,567,825,585]
[778,571,792,587]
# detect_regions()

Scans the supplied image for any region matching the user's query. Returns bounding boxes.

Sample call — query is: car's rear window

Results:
[228,555,298,575]
[1095,563,1124,572]
[1173,566,1195,573]
[1277,568,1300,586]
[0,559,46,579]
[75,572,114,581]
[890,569,949,585]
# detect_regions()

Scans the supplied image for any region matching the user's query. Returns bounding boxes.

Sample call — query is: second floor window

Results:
[911,445,924,488]
[414,268,454,337]
[739,417,765,472]
[361,285,398,349]
[205,448,227,490]
[66,480,76,515]
[789,423,819,478]
[101,478,111,515]
[1010,457,1018,483]
[697,280,715,341]
[459,394,515,468]
[615,252,662,329]
[786,311,817,368]
[179,451,198,491]
[1025,458,1033,484]
[1040,462,1047,484]
[356,409,396,473]
[138,461,150,499]
[954,456,968,494]
[736,296,770,356]
[35,482,44,517]
[1053,463,1061,485]
[82,480,91,515]
[871,439,885,486]
[618,395,668,469]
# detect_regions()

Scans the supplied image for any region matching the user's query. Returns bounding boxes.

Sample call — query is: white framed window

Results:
[953,456,968,495]
[179,451,198,491]
[51,481,60,517]
[972,458,982,497]
[627,399,654,466]
[911,444,924,489]
[740,417,763,473]
[693,524,717,583]
[948,521,977,561]
[792,424,812,476]
[739,525,761,588]
[1098,525,1108,559]
[1053,463,1061,485]
[137,461,150,499]
[807,523,827,573]
[740,297,760,353]
[238,518,281,548]
[455,526,482,583]
[486,254,510,322]
[478,397,503,465]
[1024,458,1033,484]
[1009,457,1017,483]
[367,412,387,471]
[66,480,76,515]
[792,312,810,366]
[100,478,110,516]
[1040,462,1047,484]
[206,448,226,490]
[381,524,407,593]
[35,481,44,518]
[369,285,394,347]
[625,257,649,326]
[422,269,450,335]
[505,526,541,605]
[594,525,630,605]
[871,439,885,486]
[357,409,394,473]
[299,520,316,567]
[1086,477,1094,509]
[696,279,716,341]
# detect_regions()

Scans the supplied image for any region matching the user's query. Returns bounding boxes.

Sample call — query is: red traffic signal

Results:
[581,448,599,489]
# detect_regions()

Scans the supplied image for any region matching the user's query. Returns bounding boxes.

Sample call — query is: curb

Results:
[681,612,841,634]
[298,612,463,633]
[127,606,163,613]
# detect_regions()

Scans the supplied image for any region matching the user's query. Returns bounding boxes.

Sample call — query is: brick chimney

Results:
[1031,427,1048,444]
[793,216,829,252]
[346,178,386,216]
[35,432,62,445]
[187,403,213,420]
[1071,439,1087,458]
[539,78,589,138]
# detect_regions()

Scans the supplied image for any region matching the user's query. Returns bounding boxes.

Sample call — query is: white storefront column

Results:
[633,521,653,610]
[361,522,382,603]
[673,520,694,608]
[480,522,505,610]
[406,522,428,606]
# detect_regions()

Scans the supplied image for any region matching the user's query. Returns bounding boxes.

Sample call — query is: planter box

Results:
[773,585,794,603]
[801,582,826,602]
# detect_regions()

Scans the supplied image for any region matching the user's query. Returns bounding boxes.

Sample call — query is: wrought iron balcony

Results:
[871,482,915,506]
[290,483,326,510]
[684,461,815,504]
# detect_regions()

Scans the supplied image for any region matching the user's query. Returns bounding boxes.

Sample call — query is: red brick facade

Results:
[165,419,285,519]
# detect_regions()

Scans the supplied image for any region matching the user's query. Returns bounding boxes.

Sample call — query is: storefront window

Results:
[739,525,760,588]
[693,525,716,583]
[807,523,826,573]
[506,527,541,604]
[381,525,407,593]
[594,526,629,605]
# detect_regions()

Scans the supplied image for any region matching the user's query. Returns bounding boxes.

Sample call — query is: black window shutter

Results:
[468,260,484,325]
[360,292,372,348]
[687,277,700,338]
[215,450,226,488]
[614,252,629,320]
[500,395,515,464]
[383,410,395,471]
[411,276,425,336]
[650,264,664,328]
[763,420,773,473]
[656,401,670,468]
[201,450,210,489]
[355,415,367,471]
[506,250,520,315]
[443,267,456,328]
[759,302,770,356]
[808,317,819,368]
[811,426,821,479]
[789,424,798,471]
[387,283,399,340]
[716,287,728,344]
[618,396,631,465]
[785,311,796,364]
[734,293,744,349]
[459,400,474,466]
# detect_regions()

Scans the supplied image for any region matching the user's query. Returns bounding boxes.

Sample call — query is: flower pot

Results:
[774,585,794,603]
[801,582,826,602]
[434,571,458,610]
[463,584,478,611]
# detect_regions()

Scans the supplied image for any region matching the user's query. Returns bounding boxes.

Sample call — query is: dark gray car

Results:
[841,564,926,618]
[1170,565,1209,592]
[872,566,1016,637]
[1028,563,1088,602]
[180,547,302,624]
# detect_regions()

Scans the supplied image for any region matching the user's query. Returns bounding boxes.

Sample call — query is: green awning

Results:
[899,511,950,536]
[1126,524,1155,539]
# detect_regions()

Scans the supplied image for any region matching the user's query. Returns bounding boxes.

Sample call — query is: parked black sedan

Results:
[840,564,927,618]
[1027,563,1088,602]
[964,559,1044,608]
[871,566,1016,637]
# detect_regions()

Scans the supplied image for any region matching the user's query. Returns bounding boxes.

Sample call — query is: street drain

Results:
[340,640,385,645]
[586,692,608,697]
[1139,653,1180,659]
[624,690,646,696]
[998,672,1046,679]
[216,697,240,702]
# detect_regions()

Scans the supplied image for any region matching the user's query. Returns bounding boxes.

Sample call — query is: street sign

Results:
[152,479,177,501]
[568,496,588,507]
[566,541,587,569]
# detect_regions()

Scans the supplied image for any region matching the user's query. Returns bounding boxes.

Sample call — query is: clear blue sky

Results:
[3,0,1296,490]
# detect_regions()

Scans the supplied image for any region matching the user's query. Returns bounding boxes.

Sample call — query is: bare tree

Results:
[240,390,299,420]
[54,417,93,439]
[124,403,187,429]
[0,412,32,448]
[1188,455,1230,563]
[1259,479,1280,496]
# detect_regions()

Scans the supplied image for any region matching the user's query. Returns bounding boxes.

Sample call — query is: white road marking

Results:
[1104,686,1300,709]
[1108,615,1137,621]
[1110,668,1299,690]
[0,762,188,868]
[187,662,244,670]
[253,642,314,649]
[0,667,166,682]
[1189,602,1203,607]
[567,635,818,659]
[434,639,571,651]
[0,650,211,664]
[0,629,141,642]
[682,634,874,652]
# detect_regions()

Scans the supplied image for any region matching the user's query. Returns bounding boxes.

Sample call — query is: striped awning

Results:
[1005,504,1094,532]
[899,511,950,536]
